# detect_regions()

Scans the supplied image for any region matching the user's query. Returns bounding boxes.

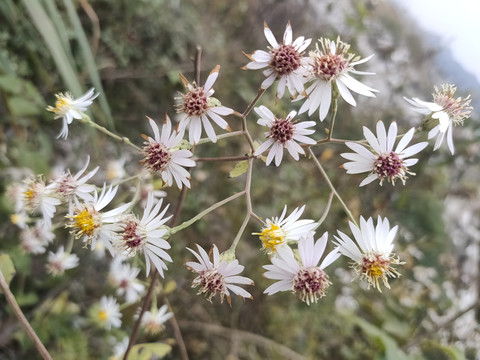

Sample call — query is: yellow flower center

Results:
[23,189,35,200]
[71,209,98,237]
[258,224,285,252]
[98,310,108,321]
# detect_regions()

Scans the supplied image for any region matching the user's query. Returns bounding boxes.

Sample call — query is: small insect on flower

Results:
[141,115,196,189]
[333,216,404,292]
[176,65,234,145]
[404,84,472,155]
[186,244,254,305]
[297,37,377,121]
[47,88,99,140]
[254,205,317,254]
[243,21,312,99]
[253,106,316,166]
[341,120,428,186]
[263,232,340,305]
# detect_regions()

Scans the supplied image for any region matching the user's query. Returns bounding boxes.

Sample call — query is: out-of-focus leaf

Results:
[128,343,172,360]
[0,253,16,291]
[7,97,42,117]
[228,160,248,178]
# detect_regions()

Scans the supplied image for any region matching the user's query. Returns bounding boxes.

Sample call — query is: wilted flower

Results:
[186,244,254,304]
[404,84,472,154]
[47,88,99,139]
[141,115,195,188]
[263,232,340,304]
[140,304,173,335]
[91,296,122,330]
[115,192,172,277]
[46,246,79,276]
[298,38,377,121]
[334,216,403,292]
[253,106,316,166]
[341,120,428,186]
[176,65,233,144]
[108,258,145,303]
[254,205,317,254]
[243,21,311,99]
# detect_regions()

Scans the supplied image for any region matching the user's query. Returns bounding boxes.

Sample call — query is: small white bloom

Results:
[297,38,377,121]
[404,84,472,155]
[115,192,172,277]
[21,177,61,229]
[46,246,79,276]
[68,184,130,254]
[20,221,55,254]
[140,304,173,335]
[253,106,316,166]
[92,296,122,330]
[109,258,145,303]
[47,88,99,140]
[50,156,99,214]
[244,21,311,99]
[341,120,428,186]
[109,337,129,360]
[333,216,403,291]
[176,65,233,144]
[106,158,127,181]
[141,115,196,189]
[254,205,317,254]
[263,232,340,304]
[186,244,254,304]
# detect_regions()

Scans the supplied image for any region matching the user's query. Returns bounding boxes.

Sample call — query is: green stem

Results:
[327,90,338,140]
[79,115,141,151]
[308,147,357,226]
[196,130,244,145]
[169,191,246,235]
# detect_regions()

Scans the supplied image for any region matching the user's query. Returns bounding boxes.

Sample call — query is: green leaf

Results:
[0,253,16,292]
[128,343,172,360]
[228,160,248,178]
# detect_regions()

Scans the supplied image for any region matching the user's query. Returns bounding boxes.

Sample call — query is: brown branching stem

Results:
[165,297,189,360]
[0,271,53,360]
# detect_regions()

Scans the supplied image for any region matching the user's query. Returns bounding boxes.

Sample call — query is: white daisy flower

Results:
[108,258,145,303]
[263,232,340,304]
[46,245,79,276]
[404,84,472,155]
[21,176,61,229]
[254,205,318,254]
[115,192,172,277]
[176,65,233,144]
[297,38,377,121]
[20,221,55,254]
[47,88,99,140]
[140,304,173,335]
[341,120,428,186]
[141,115,196,189]
[106,158,127,181]
[109,337,129,360]
[91,296,122,330]
[68,184,130,254]
[253,106,316,166]
[243,21,311,99]
[333,216,403,292]
[50,156,99,214]
[186,244,254,305]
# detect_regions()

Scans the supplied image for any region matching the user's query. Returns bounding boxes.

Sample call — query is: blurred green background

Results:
[1,0,479,359]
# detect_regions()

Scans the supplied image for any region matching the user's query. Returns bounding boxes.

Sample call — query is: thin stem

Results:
[122,271,158,360]
[242,88,265,118]
[79,116,141,151]
[308,147,357,226]
[327,96,338,140]
[165,297,189,360]
[169,191,246,235]
[0,271,53,360]
[195,155,249,162]
[194,46,202,85]
[196,130,244,145]
[317,190,334,226]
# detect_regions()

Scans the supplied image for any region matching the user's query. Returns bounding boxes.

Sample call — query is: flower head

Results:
[297,38,377,121]
[263,232,340,304]
[333,216,403,291]
[108,258,145,303]
[254,205,317,254]
[186,244,254,305]
[115,192,172,277]
[176,65,233,144]
[68,184,130,253]
[20,221,55,254]
[140,304,173,335]
[244,21,311,99]
[47,88,99,139]
[341,120,428,186]
[91,296,122,330]
[253,106,316,166]
[404,84,472,154]
[141,115,195,188]
[46,246,79,276]
[22,176,61,229]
